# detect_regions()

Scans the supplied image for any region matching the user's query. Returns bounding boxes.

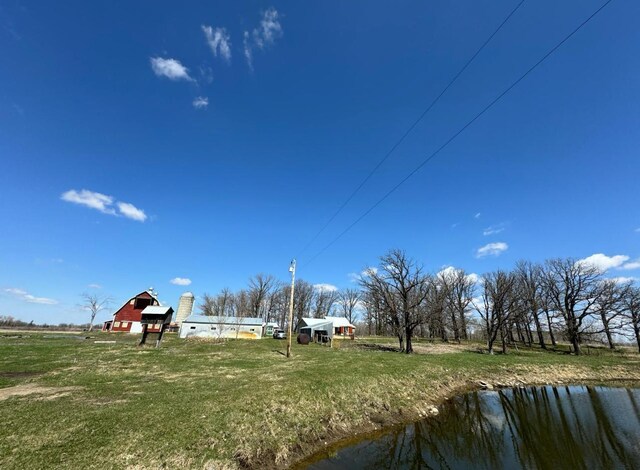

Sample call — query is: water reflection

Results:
[305,386,640,469]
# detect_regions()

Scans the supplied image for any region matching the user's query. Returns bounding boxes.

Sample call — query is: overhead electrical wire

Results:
[295,0,526,258]
[301,0,614,269]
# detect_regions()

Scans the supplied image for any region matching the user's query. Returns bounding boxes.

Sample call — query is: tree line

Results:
[198,249,640,355]
[359,250,640,355]
[199,273,362,330]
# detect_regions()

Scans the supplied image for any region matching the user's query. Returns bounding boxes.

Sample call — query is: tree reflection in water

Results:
[306,386,640,470]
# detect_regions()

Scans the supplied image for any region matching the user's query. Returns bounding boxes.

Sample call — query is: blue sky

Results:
[1,0,639,325]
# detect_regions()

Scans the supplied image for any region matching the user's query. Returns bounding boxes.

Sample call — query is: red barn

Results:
[108,290,161,333]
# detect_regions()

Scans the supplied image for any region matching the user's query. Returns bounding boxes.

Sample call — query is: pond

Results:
[301,386,640,469]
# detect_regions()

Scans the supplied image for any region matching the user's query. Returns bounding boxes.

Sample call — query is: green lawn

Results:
[1,332,639,469]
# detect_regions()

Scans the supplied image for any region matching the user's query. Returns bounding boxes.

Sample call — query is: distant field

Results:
[1,332,639,469]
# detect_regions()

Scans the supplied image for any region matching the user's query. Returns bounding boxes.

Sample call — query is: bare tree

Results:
[622,285,640,353]
[543,258,603,355]
[440,268,476,342]
[338,288,362,324]
[514,261,546,349]
[312,286,339,318]
[285,279,314,330]
[200,288,233,316]
[360,250,430,354]
[475,270,517,354]
[248,273,276,319]
[594,279,628,349]
[81,293,111,332]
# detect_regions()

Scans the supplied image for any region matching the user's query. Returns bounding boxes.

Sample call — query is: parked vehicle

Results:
[273,329,286,339]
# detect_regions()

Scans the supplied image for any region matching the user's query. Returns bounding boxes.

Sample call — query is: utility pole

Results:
[286,259,296,358]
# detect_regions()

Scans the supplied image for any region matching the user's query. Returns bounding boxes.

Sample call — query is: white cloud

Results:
[348,267,378,283]
[437,266,479,284]
[5,287,57,305]
[362,267,377,277]
[243,31,253,70]
[116,202,147,222]
[62,189,147,222]
[635,228,640,233]
[150,57,193,81]
[253,7,282,48]
[88,283,102,289]
[61,189,116,215]
[244,7,283,69]
[609,276,638,285]
[202,25,231,61]
[483,223,507,236]
[170,277,192,286]
[313,283,338,292]
[621,259,640,271]
[476,242,508,258]
[577,253,629,272]
[192,96,209,109]
[474,212,481,219]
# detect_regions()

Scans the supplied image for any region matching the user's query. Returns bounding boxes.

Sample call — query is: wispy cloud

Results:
[243,7,283,69]
[170,277,192,286]
[61,189,147,222]
[88,284,102,289]
[199,66,214,84]
[610,276,638,285]
[348,267,378,283]
[192,96,209,109]
[5,287,58,305]
[243,31,253,70]
[577,253,629,272]
[476,242,508,258]
[474,212,481,219]
[635,228,640,233]
[202,25,231,62]
[253,7,283,48]
[313,283,338,292]
[150,57,193,81]
[483,222,507,236]
[621,258,640,271]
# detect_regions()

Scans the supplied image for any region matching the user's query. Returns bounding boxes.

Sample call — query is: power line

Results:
[295,0,526,258]
[301,0,613,269]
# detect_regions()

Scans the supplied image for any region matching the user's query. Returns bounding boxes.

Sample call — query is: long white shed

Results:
[179,315,264,339]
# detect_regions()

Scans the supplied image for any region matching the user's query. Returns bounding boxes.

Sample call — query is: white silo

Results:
[175,292,195,324]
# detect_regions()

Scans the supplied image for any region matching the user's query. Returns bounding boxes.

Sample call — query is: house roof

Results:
[183,315,264,325]
[300,318,332,327]
[325,316,356,328]
[141,306,174,315]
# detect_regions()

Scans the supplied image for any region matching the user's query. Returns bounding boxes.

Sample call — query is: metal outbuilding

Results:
[179,315,264,339]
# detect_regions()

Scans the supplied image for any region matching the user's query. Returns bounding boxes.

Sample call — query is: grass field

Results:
[1,332,639,469]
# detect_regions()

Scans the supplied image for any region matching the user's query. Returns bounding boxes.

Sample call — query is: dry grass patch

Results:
[0,383,82,401]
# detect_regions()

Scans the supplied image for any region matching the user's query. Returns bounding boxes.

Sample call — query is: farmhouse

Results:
[298,316,356,342]
[179,315,265,339]
[105,290,161,333]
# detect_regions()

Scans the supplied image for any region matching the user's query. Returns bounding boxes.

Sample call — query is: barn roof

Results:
[183,315,264,325]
